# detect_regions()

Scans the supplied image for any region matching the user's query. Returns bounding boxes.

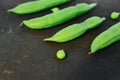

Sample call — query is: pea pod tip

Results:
[44,38,53,42]
[44,38,63,43]
[22,20,31,28]
[89,3,97,8]
[102,17,106,20]
[88,52,94,55]
[7,9,12,13]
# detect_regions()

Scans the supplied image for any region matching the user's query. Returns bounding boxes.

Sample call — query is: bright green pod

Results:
[23,3,97,29]
[44,16,105,43]
[8,0,70,14]
[90,22,120,54]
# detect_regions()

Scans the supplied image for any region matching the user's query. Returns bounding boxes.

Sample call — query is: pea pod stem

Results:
[19,22,23,27]
[90,22,120,54]
[23,3,97,29]
[8,0,70,14]
[44,16,105,43]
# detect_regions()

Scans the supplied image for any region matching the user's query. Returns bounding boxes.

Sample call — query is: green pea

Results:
[44,16,105,43]
[8,0,70,14]
[51,7,60,13]
[23,3,97,29]
[56,50,66,60]
[90,22,120,54]
[111,12,120,20]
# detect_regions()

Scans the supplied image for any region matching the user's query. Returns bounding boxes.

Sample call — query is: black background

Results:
[0,0,120,80]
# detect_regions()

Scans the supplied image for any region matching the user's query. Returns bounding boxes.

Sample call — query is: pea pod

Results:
[44,16,105,43]
[90,22,120,54]
[8,0,70,14]
[23,3,97,29]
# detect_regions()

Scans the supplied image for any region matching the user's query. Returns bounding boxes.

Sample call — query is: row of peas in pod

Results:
[8,0,120,59]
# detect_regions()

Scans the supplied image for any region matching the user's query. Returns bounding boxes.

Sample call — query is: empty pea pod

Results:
[90,22,120,54]
[23,3,97,29]
[44,16,105,43]
[8,0,70,14]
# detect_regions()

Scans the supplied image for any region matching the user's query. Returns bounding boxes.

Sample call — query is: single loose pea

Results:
[90,22,120,54]
[56,50,66,60]
[23,3,97,29]
[111,12,120,20]
[51,7,60,13]
[44,16,105,43]
[8,0,70,14]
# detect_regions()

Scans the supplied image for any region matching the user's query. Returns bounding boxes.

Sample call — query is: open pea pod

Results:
[8,0,70,14]
[23,3,97,29]
[44,16,105,43]
[90,22,120,54]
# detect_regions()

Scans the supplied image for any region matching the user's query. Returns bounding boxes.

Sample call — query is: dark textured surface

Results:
[0,0,120,80]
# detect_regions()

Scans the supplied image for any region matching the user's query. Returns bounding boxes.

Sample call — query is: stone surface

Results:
[0,0,120,80]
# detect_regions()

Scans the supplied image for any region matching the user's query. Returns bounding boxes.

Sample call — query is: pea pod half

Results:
[44,16,105,43]
[90,22,120,54]
[23,3,97,29]
[8,0,70,14]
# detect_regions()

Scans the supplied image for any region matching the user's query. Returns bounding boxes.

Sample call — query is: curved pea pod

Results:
[90,22,120,54]
[8,0,70,14]
[44,16,106,43]
[23,3,97,29]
